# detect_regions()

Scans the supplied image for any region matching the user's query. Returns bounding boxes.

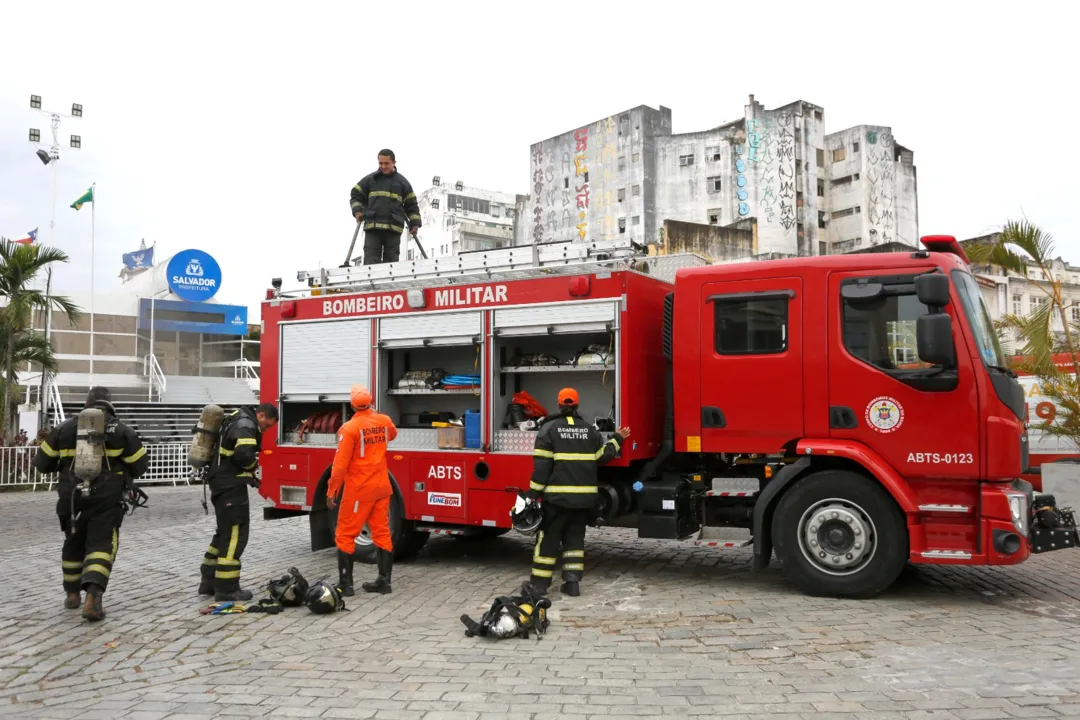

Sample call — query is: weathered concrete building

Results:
[520,96,918,258]
[408,178,525,260]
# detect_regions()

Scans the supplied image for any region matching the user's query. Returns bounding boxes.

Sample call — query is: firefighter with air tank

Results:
[34,387,150,622]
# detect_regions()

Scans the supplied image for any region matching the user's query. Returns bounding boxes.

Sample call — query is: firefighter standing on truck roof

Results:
[349,149,422,265]
[198,403,278,601]
[524,388,630,597]
[327,385,398,596]
[34,387,150,622]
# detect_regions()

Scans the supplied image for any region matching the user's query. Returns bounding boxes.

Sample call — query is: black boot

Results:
[527,578,550,596]
[64,591,81,610]
[215,588,254,602]
[362,548,393,594]
[198,575,214,596]
[82,583,105,622]
[560,581,581,597]
[337,550,355,597]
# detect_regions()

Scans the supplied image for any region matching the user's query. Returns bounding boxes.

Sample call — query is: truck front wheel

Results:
[772,469,907,599]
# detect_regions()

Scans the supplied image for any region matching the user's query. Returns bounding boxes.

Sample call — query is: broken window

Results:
[817,178,825,197]
[707,176,722,193]
[679,154,695,167]
[814,110,823,122]
[833,147,846,163]
[818,211,827,229]
[708,209,722,225]
[618,217,627,234]
[706,145,722,161]
[816,149,825,168]
[853,141,860,153]
[617,187,626,202]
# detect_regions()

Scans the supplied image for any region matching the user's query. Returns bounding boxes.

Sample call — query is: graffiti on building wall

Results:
[574,126,590,241]
[865,130,895,246]
[776,112,797,231]
[532,146,546,243]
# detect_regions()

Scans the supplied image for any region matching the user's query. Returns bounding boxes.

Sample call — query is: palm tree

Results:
[967,219,1080,446]
[0,240,81,444]
[0,333,60,435]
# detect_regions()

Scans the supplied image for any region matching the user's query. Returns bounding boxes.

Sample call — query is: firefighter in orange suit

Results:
[326,385,399,595]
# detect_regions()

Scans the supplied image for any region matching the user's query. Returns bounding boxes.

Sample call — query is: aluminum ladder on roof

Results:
[296,237,650,292]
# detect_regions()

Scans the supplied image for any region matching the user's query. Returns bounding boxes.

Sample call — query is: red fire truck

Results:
[257,235,1078,598]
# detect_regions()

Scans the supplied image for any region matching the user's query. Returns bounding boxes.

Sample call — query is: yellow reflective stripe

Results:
[532,531,545,563]
[562,550,584,558]
[40,441,59,457]
[533,556,556,566]
[215,570,241,579]
[124,446,146,463]
[206,546,219,556]
[544,486,598,494]
[567,417,575,425]
[237,472,254,478]
[368,190,403,201]
[63,573,82,582]
[533,449,554,459]
[408,214,421,221]
[404,192,416,201]
[530,569,553,578]
[563,563,585,571]
[219,448,234,456]
[353,184,364,194]
[553,453,597,461]
[366,222,405,232]
[59,449,76,457]
[85,551,113,562]
[201,558,217,567]
[217,557,240,567]
[83,564,111,578]
[226,525,240,561]
[105,448,123,457]
[234,438,257,446]
[529,481,546,492]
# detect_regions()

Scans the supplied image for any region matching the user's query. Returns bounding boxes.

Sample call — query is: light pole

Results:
[28,95,83,430]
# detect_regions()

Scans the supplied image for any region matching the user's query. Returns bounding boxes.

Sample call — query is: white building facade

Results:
[406,179,524,260]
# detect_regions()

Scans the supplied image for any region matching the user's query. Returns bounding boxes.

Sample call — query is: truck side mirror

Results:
[916,313,956,368]
[915,273,950,307]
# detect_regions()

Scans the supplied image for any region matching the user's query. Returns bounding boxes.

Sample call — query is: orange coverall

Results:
[328,408,398,554]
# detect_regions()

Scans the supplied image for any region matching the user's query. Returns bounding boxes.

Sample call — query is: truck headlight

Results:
[1005,490,1029,536]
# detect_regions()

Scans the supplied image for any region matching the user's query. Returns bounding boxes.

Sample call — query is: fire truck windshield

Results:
[952,270,1008,370]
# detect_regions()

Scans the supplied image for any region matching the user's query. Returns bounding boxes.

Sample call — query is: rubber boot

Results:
[362,548,393,594]
[215,588,254,602]
[337,550,355,597]
[82,583,105,622]
[197,579,214,596]
[64,591,81,610]
[527,578,550,596]
[560,581,581,597]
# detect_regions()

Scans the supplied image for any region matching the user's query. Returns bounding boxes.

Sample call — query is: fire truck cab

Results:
[259,235,1078,599]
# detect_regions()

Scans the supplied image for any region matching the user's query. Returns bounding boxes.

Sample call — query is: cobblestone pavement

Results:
[2,484,1080,720]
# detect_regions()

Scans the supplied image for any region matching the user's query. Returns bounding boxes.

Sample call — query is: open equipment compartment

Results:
[491,299,620,454]
[376,309,484,451]
[278,317,372,447]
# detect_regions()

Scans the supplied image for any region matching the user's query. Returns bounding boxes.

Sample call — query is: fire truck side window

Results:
[841,276,933,372]
[714,296,788,355]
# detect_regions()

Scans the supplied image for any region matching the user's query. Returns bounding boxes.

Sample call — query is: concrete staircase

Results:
[58,402,203,444]
[160,376,259,406]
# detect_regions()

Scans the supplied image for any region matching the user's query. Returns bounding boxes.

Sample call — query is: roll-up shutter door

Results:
[379,310,481,347]
[280,319,371,399]
[493,301,618,336]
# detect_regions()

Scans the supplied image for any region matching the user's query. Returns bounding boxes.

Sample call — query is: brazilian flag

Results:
[70,186,94,211]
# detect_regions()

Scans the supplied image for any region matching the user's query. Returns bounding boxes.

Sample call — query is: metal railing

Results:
[0,442,195,490]
[49,380,66,424]
[143,353,167,401]
[234,357,260,381]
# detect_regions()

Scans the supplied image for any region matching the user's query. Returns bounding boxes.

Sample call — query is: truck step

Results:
[417,525,467,537]
[708,477,760,497]
[695,539,753,550]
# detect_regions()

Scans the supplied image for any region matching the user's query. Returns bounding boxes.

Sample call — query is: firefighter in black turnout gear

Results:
[35,387,149,621]
[349,148,422,265]
[524,388,630,597]
[198,403,278,601]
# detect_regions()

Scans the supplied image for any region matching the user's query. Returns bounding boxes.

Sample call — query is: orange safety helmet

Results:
[350,384,372,410]
[557,387,579,406]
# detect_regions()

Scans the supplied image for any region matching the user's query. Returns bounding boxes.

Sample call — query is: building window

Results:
[679,154,694,167]
[853,141,860,153]
[842,275,933,370]
[814,110,823,122]
[617,188,626,202]
[854,173,860,180]
[832,176,853,187]
[447,194,490,214]
[506,208,516,219]
[1072,306,1080,321]
[708,209,722,225]
[632,152,640,163]
[818,211,826,229]
[431,199,440,209]
[714,295,789,355]
[706,146,721,161]
[632,184,641,196]
[1012,294,1022,314]
[707,176,722,193]
[819,241,827,255]
[564,177,569,189]
[618,156,626,171]
[817,179,825,197]
[407,249,414,261]
[618,217,627,234]
[831,206,860,219]
[833,147,847,163]
[816,149,825,168]
[632,215,640,226]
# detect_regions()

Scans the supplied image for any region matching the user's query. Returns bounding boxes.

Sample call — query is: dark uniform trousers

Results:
[59,477,126,593]
[199,409,261,594]
[363,229,402,265]
[530,504,589,589]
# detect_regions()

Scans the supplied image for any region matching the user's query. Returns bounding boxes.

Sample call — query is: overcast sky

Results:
[1,1,1075,316]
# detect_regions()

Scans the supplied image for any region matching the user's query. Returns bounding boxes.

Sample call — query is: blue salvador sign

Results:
[138,298,249,336]
[166,249,222,302]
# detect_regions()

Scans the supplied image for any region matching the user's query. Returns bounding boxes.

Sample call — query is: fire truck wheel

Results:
[772,469,907,599]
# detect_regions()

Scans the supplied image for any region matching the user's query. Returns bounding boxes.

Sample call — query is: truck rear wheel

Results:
[312,467,430,564]
[772,469,907,599]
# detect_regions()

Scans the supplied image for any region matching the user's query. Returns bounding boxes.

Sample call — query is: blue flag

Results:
[122,245,154,269]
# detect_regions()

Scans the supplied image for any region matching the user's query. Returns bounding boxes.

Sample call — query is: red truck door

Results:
[698,277,805,454]
[827,270,981,478]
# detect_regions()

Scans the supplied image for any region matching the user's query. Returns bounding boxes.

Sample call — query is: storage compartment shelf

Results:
[387,388,481,395]
[502,364,614,374]
[283,432,337,446]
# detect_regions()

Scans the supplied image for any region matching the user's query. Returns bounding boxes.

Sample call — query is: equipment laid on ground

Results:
[256,234,1080,599]
[305,579,347,614]
[461,583,552,640]
[267,567,310,606]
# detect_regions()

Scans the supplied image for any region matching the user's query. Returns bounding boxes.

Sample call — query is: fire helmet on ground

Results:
[267,567,310,607]
[511,496,543,535]
[305,579,346,614]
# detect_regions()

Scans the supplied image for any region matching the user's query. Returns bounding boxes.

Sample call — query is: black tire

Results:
[312,466,429,564]
[772,469,908,599]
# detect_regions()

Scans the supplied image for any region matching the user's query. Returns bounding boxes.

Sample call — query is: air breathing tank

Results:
[189,404,225,468]
[74,408,106,482]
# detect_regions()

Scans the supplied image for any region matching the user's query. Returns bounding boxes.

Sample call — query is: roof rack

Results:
[291,238,661,294]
